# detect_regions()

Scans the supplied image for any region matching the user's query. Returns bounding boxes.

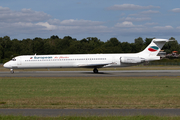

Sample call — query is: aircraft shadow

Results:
[81,72,112,75]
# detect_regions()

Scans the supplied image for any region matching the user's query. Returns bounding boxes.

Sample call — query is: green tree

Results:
[33,37,44,54]
[43,39,52,54]
[11,39,21,56]
[144,38,153,46]
[121,42,132,53]
[2,36,12,59]
[88,37,103,53]
[20,39,33,55]
[163,37,180,53]
[0,44,3,62]
[102,38,123,53]
[134,37,144,52]
[50,35,59,39]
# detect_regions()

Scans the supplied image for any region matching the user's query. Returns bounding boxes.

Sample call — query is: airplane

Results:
[3,39,171,73]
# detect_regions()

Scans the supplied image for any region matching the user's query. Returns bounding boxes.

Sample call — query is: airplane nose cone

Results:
[3,63,7,68]
[3,62,11,68]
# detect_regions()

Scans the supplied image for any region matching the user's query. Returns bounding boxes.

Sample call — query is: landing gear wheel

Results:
[10,69,14,74]
[93,68,98,73]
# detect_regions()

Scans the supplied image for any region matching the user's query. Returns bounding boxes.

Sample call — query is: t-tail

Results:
[137,39,171,61]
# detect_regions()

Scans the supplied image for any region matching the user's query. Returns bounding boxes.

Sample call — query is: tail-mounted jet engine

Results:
[120,57,145,64]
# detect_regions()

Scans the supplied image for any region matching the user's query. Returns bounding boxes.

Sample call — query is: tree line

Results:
[0,35,179,63]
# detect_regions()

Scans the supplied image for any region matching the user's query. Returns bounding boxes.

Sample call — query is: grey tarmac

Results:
[0,109,180,116]
[1,70,180,77]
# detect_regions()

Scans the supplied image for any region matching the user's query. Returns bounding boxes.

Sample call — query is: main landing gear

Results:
[93,68,98,73]
[10,69,14,74]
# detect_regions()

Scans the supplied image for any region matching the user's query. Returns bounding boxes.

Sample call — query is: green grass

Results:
[0,77,180,108]
[0,115,180,120]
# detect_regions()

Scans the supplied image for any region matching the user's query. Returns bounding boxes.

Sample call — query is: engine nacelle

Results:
[120,57,145,64]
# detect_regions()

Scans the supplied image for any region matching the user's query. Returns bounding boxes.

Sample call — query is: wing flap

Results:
[78,63,110,68]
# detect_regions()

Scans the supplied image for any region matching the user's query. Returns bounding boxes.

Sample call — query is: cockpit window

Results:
[12,58,16,61]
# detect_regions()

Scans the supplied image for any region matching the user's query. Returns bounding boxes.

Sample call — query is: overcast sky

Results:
[1,0,180,42]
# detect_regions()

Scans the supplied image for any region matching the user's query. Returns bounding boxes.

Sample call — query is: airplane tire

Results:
[10,69,14,74]
[93,68,98,73]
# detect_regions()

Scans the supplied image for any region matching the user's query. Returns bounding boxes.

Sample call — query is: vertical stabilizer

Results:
[138,39,170,61]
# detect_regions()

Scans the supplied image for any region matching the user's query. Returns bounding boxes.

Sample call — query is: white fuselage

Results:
[3,53,143,69]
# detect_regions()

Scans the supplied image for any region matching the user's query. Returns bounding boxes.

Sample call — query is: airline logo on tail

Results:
[148,46,159,52]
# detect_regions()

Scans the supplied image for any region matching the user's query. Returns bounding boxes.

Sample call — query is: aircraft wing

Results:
[78,63,111,68]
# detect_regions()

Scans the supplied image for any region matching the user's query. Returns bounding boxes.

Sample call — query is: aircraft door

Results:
[17,57,22,65]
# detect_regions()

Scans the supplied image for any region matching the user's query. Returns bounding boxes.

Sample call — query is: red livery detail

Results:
[148,48,157,52]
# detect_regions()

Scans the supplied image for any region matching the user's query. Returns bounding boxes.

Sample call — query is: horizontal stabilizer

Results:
[153,39,175,42]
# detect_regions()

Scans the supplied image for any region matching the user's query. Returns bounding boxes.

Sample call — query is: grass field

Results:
[0,77,180,109]
[1,115,180,120]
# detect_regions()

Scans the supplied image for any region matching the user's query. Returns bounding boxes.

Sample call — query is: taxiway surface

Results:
[1,70,180,77]
[0,109,180,116]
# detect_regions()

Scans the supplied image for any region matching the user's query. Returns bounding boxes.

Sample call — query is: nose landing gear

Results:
[10,69,14,74]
